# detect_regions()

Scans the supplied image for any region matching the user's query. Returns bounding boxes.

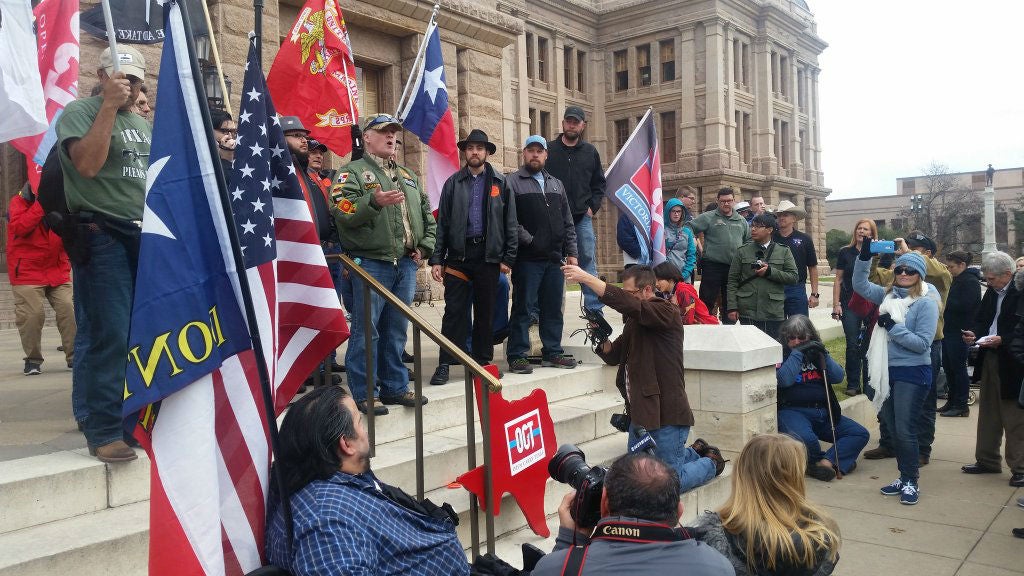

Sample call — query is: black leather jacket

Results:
[428,163,517,266]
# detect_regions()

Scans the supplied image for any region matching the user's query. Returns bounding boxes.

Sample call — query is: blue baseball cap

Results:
[523,135,547,150]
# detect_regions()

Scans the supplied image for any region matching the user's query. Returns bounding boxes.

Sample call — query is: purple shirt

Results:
[467,172,486,237]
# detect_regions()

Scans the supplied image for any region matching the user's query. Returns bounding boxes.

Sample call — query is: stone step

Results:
[368,361,613,446]
[0,501,149,576]
[0,448,149,535]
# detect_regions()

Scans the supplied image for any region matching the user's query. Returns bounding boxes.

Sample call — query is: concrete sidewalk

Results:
[1,305,1022,574]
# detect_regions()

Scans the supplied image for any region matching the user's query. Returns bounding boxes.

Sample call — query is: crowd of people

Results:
[7,44,1024,576]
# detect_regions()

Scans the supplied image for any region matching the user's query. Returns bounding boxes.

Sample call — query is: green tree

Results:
[825,228,851,268]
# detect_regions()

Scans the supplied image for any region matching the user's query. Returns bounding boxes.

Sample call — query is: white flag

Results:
[0,0,47,143]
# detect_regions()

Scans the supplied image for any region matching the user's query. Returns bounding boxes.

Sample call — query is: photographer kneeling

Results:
[563,264,726,491]
[532,452,734,575]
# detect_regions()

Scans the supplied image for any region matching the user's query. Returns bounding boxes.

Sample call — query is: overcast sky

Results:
[813,1,1024,199]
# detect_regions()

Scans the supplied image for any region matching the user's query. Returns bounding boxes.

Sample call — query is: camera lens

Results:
[548,444,592,489]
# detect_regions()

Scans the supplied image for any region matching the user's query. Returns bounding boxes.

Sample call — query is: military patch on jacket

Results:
[336,172,349,185]
[330,183,345,202]
[363,171,375,183]
[490,184,500,197]
[402,177,416,188]
[365,182,382,190]
[399,168,414,180]
[337,198,356,214]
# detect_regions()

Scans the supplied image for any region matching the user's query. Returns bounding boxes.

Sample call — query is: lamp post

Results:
[983,164,997,255]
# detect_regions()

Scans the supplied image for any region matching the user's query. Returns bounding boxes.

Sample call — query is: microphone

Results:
[628,427,658,454]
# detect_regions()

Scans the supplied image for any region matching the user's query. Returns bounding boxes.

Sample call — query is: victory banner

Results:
[605,109,666,265]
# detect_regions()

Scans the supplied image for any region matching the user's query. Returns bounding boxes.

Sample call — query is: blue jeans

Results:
[507,260,566,360]
[73,229,136,447]
[778,407,870,473]
[629,423,715,493]
[345,257,417,402]
[575,215,603,313]
[877,340,940,456]
[840,301,869,392]
[878,378,930,482]
[784,283,809,318]
[942,336,970,407]
[71,279,90,423]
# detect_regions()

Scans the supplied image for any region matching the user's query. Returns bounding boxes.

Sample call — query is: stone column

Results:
[553,33,566,118]
[788,51,802,178]
[456,49,505,149]
[751,38,775,175]
[809,68,822,185]
[678,25,698,171]
[702,20,728,169]
[684,325,781,453]
[724,24,738,169]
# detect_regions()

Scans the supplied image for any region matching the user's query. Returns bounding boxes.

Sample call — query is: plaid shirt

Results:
[266,470,469,575]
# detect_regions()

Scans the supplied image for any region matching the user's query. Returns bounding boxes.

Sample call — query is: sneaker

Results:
[380,391,428,407]
[402,351,415,363]
[330,362,346,373]
[880,478,905,496]
[900,481,920,505]
[863,445,895,459]
[1017,496,1024,508]
[429,365,450,386]
[23,361,41,376]
[807,463,837,482]
[356,400,389,416]
[509,357,533,374]
[542,355,577,369]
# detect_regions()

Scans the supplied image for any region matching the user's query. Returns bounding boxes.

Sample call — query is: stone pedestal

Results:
[983,185,997,255]
[684,325,782,452]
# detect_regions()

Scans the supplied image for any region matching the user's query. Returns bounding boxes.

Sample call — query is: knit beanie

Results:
[894,252,927,278]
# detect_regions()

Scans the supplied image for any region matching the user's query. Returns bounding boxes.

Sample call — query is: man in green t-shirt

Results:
[56,45,151,463]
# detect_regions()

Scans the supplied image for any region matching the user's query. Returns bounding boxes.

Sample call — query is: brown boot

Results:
[863,445,895,459]
[690,438,710,457]
[704,445,730,476]
[89,440,138,463]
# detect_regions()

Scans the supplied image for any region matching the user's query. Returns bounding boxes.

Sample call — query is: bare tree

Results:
[899,162,982,253]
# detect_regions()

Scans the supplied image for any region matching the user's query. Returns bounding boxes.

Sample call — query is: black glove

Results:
[877,313,896,331]
[859,236,874,261]
[795,340,827,360]
[19,185,35,203]
[470,553,527,576]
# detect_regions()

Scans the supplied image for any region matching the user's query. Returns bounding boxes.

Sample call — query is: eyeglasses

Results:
[624,288,642,295]
[893,266,919,276]
[286,133,309,141]
[215,127,238,136]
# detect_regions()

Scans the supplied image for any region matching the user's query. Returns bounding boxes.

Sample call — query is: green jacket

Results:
[329,157,436,262]
[690,209,750,265]
[726,241,799,321]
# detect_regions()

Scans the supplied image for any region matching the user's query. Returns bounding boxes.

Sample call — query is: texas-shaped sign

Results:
[457,364,557,537]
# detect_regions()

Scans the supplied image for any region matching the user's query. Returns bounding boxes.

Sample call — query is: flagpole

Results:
[177,0,294,548]
[253,0,264,66]
[199,0,233,116]
[395,4,439,117]
[100,0,120,73]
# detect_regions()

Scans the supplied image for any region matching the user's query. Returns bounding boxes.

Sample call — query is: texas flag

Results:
[396,19,459,211]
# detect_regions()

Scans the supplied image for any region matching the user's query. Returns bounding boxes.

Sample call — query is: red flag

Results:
[605,110,665,265]
[10,0,80,191]
[267,0,358,157]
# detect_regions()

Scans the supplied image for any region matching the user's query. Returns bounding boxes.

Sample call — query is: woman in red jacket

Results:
[6,187,76,374]
[653,262,719,325]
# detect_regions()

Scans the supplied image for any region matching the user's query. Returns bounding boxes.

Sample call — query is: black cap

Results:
[308,139,328,152]
[564,106,586,121]
[905,231,937,255]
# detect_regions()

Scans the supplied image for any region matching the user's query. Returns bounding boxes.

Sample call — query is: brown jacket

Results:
[596,285,694,430]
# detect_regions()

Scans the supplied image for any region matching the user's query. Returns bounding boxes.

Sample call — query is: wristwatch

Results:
[810,293,820,298]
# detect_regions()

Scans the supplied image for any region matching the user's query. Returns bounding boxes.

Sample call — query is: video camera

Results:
[573,308,613,353]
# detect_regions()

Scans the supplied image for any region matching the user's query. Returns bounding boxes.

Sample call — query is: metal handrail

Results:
[329,253,499,558]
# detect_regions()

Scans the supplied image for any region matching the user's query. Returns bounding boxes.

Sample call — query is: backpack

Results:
[36,144,68,217]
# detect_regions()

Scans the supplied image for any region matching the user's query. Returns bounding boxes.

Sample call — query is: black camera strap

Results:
[560,520,694,575]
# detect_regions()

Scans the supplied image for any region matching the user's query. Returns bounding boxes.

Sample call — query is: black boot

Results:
[940,405,970,417]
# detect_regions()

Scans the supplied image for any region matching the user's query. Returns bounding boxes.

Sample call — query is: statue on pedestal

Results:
[986,164,995,187]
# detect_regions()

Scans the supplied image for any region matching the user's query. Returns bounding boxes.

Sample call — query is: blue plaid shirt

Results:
[266,470,469,575]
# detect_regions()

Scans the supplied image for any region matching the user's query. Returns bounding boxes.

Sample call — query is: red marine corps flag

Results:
[267,0,358,157]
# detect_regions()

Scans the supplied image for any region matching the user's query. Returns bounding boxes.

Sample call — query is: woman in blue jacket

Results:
[776,315,869,482]
[853,245,940,505]
[664,198,696,282]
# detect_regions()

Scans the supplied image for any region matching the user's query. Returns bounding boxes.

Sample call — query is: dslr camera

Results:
[751,250,766,270]
[548,445,606,528]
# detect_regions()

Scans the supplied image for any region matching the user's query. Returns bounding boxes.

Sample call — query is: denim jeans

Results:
[840,301,869,392]
[878,378,930,482]
[574,215,603,313]
[73,228,137,447]
[784,283,809,318]
[71,279,90,423]
[345,257,417,402]
[877,341,939,456]
[942,336,970,407]
[628,423,715,493]
[778,407,870,473]
[507,260,565,360]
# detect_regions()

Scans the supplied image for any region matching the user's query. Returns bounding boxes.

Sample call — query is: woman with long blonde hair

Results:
[691,434,841,575]
[831,218,878,396]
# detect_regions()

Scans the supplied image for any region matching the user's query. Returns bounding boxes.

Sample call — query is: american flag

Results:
[124,3,348,575]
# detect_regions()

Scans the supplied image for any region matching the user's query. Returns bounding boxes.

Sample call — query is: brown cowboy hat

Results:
[457,129,496,155]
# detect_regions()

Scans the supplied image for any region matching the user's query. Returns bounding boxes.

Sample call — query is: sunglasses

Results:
[365,114,401,129]
[893,266,919,276]
[787,335,808,341]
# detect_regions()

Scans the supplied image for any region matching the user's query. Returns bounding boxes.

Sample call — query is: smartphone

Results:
[870,240,895,254]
